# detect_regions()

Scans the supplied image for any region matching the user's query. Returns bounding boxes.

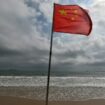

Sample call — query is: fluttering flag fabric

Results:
[53,4,92,35]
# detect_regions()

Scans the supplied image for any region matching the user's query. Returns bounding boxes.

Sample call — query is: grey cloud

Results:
[0,0,50,71]
[0,0,105,76]
[0,47,22,56]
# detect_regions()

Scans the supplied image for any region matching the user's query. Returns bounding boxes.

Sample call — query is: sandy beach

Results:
[0,96,105,105]
[1,76,105,105]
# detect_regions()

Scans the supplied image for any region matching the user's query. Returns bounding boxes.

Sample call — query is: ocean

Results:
[0,76,105,101]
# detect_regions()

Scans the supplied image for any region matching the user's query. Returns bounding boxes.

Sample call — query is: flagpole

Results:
[45,3,55,105]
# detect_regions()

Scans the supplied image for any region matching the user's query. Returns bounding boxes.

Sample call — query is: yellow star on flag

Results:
[71,17,75,21]
[59,9,67,16]
[74,10,78,14]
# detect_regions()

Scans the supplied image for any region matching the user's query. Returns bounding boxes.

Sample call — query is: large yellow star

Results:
[59,9,67,16]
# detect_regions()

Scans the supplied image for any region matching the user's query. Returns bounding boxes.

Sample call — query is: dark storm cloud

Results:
[54,50,86,59]
[0,47,22,56]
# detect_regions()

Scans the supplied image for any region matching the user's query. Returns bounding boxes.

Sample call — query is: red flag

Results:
[53,4,92,36]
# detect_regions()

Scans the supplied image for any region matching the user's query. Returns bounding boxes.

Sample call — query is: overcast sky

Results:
[0,0,105,76]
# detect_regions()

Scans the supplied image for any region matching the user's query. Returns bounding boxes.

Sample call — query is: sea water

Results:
[0,76,105,101]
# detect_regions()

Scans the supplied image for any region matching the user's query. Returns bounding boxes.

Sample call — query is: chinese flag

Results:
[53,4,92,36]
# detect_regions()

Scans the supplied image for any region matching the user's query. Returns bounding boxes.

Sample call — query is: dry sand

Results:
[0,96,105,105]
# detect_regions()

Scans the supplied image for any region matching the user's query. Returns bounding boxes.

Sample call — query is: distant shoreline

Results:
[1,69,105,77]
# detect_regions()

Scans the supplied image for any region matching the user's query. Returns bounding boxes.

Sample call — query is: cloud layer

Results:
[0,0,105,76]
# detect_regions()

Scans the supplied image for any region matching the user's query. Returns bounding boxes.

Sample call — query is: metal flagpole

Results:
[45,3,55,105]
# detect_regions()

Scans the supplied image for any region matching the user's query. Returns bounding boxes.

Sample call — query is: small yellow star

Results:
[74,10,78,14]
[59,9,67,16]
[71,17,75,21]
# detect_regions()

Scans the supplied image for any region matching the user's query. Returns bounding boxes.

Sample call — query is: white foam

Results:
[1,76,105,87]
[1,76,105,101]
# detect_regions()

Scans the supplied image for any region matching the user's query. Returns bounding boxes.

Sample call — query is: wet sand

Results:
[0,96,105,105]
